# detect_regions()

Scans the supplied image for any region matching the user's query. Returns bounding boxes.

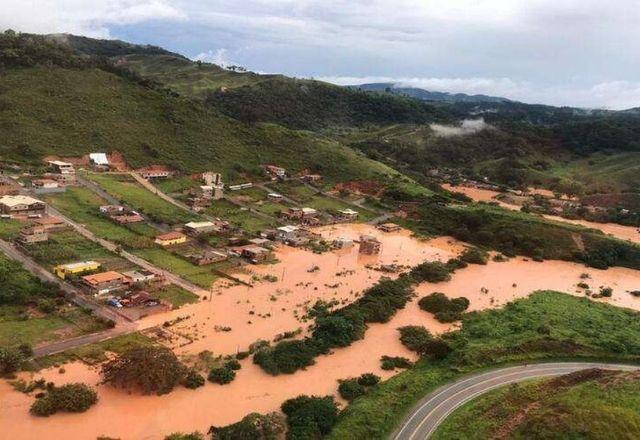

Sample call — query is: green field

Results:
[133,248,219,288]
[207,199,277,233]
[329,291,640,439]
[0,218,26,240]
[86,173,198,225]
[152,284,200,309]
[433,370,640,440]
[26,231,131,271]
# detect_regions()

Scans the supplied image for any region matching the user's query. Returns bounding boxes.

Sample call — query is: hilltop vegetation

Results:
[433,369,640,440]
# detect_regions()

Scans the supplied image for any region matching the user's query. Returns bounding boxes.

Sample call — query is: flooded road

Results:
[1,224,639,439]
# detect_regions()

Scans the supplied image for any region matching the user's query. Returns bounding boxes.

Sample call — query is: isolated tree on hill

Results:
[101,346,186,395]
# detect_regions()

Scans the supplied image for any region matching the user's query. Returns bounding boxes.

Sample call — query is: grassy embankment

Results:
[0,64,412,188]
[433,369,640,439]
[329,291,640,439]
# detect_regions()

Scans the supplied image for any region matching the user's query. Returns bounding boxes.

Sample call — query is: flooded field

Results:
[2,223,639,439]
[443,183,640,244]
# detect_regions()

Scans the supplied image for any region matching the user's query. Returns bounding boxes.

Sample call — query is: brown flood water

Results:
[1,224,639,439]
[442,184,640,244]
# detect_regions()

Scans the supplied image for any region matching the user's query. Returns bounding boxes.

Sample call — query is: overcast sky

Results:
[2,0,639,109]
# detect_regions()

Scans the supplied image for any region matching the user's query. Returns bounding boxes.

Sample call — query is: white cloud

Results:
[0,0,186,37]
[1,0,639,108]
[193,48,237,68]
[430,119,491,137]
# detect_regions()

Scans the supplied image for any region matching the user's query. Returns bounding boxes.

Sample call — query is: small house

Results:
[17,226,48,245]
[378,223,401,233]
[249,237,271,247]
[333,237,354,249]
[47,160,75,175]
[82,271,129,295]
[241,246,272,264]
[184,221,219,236]
[359,235,381,255]
[32,179,59,189]
[89,153,110,170]
[188,250,228,266]
[276,225,299,241]
[55,260,101,279]
[137,165,175,179]
[339,208,359,221]
[155,231,187,246]
[301,174,322,184]
[267,193,284,202]
[0,195,46,216]
[264,165,286,179]
[122,269,157,284]
[112,212,144,224]
[35,216,67,232]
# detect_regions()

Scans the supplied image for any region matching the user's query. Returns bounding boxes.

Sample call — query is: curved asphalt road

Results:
[393,362,639,440]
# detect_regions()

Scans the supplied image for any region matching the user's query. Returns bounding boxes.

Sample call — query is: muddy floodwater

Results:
[2,223,640,439]
[443,184,640,244]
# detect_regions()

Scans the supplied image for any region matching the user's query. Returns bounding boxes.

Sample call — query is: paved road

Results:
[393,362,639,440]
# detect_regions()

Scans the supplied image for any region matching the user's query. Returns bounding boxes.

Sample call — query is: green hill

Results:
[116,54,449,130]
[433,368,640,440]
[0,32,411,185]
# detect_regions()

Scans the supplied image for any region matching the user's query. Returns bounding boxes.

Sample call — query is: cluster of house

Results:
[280,206,359,226]
[262,164,323,185]
[54,260,162,297]
[154,219,230,247]
[188,172,225,210]
[100,205,144,224]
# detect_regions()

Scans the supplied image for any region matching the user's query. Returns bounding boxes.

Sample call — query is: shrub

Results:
[0,346,24,376]
[398,326,433,352]
[357,373,380,387]
[208,367,235,385]
[225,359,241,371]
[418,292,470,323]
[600,287,613,297]
[313,313,365,348]
[101,346,186,395]
[281,395,338,439]
[253,339,319,375]
[182,370,205,389]
[460,247,489,265]
[420,338,453,360]
[338,379,366,402]
[30,383,97,416]
[210,412,286,440]
[164,433,203,440]
[380,356,412,370]
[409,261,452,283]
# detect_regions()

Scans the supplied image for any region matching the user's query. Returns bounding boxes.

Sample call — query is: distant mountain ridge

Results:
[350,82,511,104]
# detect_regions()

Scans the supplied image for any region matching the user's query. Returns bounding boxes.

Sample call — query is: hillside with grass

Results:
[0,32,410,185]
[433,369,640,440]
[115,53,449,130]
